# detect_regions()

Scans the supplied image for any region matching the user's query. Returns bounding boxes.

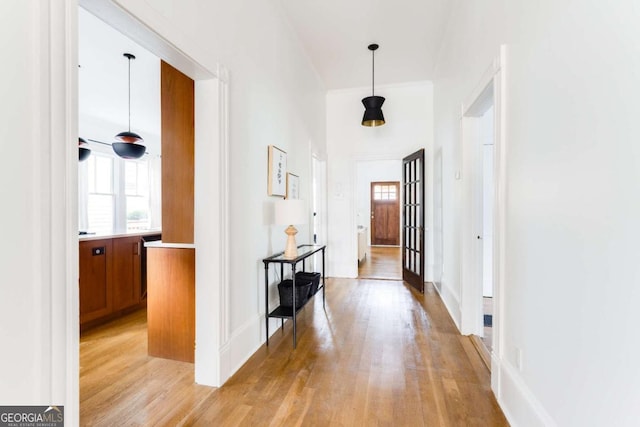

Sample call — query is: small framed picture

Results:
[286,173,299,199]
[268,145,287,197]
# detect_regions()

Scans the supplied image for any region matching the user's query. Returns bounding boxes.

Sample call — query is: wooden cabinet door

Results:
[79,239,113,323]
[112,236,141,311]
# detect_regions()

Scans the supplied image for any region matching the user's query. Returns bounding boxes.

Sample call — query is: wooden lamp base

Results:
[284,225,298,259]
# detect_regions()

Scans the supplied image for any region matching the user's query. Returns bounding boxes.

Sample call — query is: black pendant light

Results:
[78,137,91,162]
[113,53,146,159]
[361,43,385,127]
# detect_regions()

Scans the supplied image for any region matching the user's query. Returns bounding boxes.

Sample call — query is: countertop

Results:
[144,241,195,249]
[79,229,162,242]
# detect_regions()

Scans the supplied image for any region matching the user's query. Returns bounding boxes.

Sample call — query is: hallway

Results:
[80,277,507,425]
[358,246,402,280]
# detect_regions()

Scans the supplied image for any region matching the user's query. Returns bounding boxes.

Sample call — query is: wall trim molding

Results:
[327,80,433,96]
[219,313,271,385]
[497,359,557,427]
[432,280,461,331]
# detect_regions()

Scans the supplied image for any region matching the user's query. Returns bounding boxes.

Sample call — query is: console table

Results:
[263,244,326,348]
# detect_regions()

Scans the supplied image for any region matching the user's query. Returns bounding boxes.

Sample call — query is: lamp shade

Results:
[78,137,91,162]
[361,43,386,127]
[274,199,307,226]
[112,142,146,159]
[361,95,386,127]
[115,130,144,143]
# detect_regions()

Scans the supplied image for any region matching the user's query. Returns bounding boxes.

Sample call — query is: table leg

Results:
[292,263,297,348]
[322,248,326,309]
[264,263,269,346]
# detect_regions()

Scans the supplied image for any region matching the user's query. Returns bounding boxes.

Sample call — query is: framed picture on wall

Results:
[268,145,287,197]
[286,173,299,199]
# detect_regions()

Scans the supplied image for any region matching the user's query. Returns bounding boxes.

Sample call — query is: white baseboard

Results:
[432,282,461,331]
[219,312,285,385]
[496,358,556,427]
[219,313,262,385]
[432,283,554,426]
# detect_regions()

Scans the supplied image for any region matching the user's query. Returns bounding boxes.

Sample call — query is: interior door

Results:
[402,149,425,293]
[370,181,400,245]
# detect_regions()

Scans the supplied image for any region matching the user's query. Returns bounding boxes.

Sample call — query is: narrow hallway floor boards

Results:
[358,245,402,280]
[80,278,508,426]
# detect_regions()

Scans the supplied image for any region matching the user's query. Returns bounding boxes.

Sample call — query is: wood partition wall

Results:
[161,60,194,244]
[146,61,196,363]
[147,247,195,363]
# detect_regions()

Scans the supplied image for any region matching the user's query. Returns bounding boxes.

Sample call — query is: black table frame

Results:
[263,244,326,348]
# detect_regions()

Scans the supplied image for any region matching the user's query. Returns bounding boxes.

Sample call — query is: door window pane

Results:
[373,183,397,201]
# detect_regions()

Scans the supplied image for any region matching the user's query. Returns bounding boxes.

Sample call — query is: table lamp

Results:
[274,199,307,259]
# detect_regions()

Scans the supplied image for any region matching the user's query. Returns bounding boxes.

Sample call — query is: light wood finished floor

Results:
[80,278,508,426]
[358,246,402,280]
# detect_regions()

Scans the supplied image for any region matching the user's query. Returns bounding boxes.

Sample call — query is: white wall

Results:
[0,0,78,422]
[327,82,433,278]
[434,1,640,425]
[355,160,402,245]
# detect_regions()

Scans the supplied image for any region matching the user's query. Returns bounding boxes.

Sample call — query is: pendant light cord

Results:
[372,48,375,97]
[127,55,131,132]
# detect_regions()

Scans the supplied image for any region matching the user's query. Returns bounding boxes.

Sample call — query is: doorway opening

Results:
[460,67,500,366]
[311,154,327,272]
[356,160,402,280]
[78,0,228,410]
[480,106,495,352]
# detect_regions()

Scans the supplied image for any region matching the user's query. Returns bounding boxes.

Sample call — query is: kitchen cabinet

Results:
[79,235,144,330]
[112,236,141,311]
[79,239,113,324]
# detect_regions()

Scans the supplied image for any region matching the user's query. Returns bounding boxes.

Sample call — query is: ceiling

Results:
[79,8,161,154]
[78,0,452,147]
[276,0,452,90]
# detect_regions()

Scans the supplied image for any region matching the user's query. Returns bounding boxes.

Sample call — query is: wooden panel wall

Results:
[147,247,195,363]
[161,60,195,243]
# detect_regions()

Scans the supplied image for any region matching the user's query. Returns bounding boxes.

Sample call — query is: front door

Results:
[402,149,425,293]
[370,182,400,245]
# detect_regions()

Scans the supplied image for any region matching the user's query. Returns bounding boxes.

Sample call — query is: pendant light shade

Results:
[112,142,146,159]
[361,95,385,127]
[78,137,91,162]
[114,53,145,159]
[114,130,143,143]
[361,43,385,127]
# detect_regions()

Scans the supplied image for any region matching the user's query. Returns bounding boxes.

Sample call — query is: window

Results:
[373,184,397,201]
[80,150,156,234]
[125,161,150,231]
[86,154,115,234]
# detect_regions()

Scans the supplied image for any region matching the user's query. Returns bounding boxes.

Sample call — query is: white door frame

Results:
[80,0,232,386]
[46,1,232,422]
[460,47,507,387]
[311,153,328,246]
